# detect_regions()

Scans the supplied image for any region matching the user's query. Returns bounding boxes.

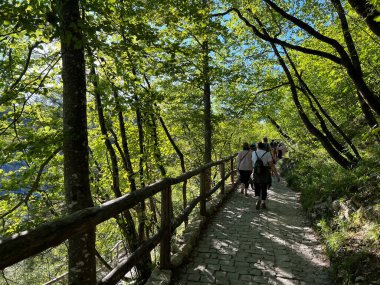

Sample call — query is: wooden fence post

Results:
[160,185,171,269]
[230,158,235,185]
[220,162,225,194]
[200,170,207,216]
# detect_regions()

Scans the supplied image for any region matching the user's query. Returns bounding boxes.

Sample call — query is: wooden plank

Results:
[200,171,207,216]
[230,158,235,184]
[220,162,225,194]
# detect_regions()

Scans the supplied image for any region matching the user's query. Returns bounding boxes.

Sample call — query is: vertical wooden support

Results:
[220,162,225,194]
[230,158,235,184]
[200,170,207,216]
[160,185,171,269]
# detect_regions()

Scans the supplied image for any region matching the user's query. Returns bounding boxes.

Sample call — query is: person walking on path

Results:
[236,142,253,196]
[252,141,280,209]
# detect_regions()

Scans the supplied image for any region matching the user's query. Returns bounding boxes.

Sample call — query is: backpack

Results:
[254,151,267,175]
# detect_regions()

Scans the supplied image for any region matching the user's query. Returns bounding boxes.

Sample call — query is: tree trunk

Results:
[202,43,212,166]
[357,90,379,128]
[202,0,212,197]
[347,0,380,39]
[59,0,96,283]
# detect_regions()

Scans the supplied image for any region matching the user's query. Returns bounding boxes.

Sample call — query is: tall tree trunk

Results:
[202,0,212,201]
[347,0,380,39]
[59,0,96,283]
[202,42,212,165]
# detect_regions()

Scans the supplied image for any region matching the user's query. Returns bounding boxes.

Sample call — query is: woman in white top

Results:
[236,142,253,196]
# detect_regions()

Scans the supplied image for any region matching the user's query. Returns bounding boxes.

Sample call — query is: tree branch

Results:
[211,8,342,64]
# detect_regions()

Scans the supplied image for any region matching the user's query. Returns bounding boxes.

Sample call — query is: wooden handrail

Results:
[0,153,238,281]
[100,170,235,284]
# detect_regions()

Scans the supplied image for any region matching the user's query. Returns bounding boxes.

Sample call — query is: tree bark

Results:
[59,0,96,283]
[202,41,212,166]
[202,0,212,200]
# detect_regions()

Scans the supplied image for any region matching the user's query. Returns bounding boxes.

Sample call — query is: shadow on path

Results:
[171,180,332,285]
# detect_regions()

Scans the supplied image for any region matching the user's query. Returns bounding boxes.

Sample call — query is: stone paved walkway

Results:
[171,180,332,285]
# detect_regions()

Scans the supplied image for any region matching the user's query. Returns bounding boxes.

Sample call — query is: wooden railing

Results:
[0,153,237,284]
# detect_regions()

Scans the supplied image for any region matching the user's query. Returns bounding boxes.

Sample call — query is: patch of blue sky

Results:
[0,160,28,173]
[0,188,35,197]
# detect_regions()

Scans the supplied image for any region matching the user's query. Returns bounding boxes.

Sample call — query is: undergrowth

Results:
[281,144,380,284]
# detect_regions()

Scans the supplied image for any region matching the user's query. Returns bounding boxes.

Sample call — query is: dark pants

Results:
[239,170,252,189]
[254,183,268,200]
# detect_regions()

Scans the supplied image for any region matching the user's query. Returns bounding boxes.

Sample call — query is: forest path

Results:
[171,180,332,285]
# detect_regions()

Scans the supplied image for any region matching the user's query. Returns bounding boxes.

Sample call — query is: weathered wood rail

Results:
[0,153,238,284]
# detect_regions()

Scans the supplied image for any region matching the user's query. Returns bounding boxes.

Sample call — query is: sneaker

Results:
[256,201,261,210]
[261,203,267,210]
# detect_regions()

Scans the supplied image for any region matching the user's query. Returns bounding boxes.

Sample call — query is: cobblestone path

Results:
[171,180,332,285]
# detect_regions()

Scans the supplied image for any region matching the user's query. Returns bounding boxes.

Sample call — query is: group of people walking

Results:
[236,137,285,210]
